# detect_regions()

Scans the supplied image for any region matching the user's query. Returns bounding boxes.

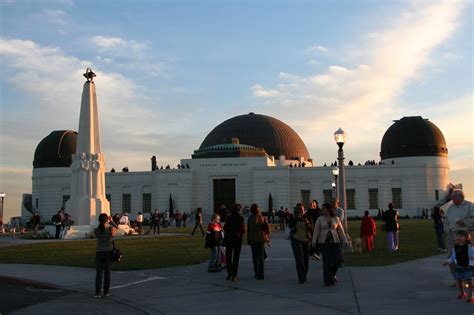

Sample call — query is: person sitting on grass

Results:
[443,230,474,303]
[205,213,223,272]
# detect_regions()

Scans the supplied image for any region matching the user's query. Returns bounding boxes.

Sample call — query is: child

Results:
[443,230,474,302]
[205,214,223,272]
[360,210,376,252]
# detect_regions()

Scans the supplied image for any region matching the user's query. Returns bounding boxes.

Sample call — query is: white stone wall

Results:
[28,156,450,222]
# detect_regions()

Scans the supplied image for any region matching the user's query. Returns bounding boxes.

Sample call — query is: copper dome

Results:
[199,113,310,160]
[380,116,448,160]
[33,130,78,168]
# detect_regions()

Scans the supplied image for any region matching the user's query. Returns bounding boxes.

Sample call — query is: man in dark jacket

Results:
[224,204,245,282]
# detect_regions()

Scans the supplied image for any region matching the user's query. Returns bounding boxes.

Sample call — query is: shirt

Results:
[445,200,473,232]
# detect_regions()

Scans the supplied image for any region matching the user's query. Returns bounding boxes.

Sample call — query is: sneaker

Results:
[232,276,239,282]
[458,292,467,299]
[441,249,447,253]
[312,253,321,261]
[94,295,101,299]
[104,292,110,297]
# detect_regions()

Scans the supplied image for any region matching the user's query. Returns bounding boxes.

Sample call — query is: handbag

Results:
[111,240,122,262]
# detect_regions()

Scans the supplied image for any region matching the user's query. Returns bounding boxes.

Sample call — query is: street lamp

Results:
[333,128,347,230]
[332,167,339,199]
[0,192,5,227]
[331,182,336,200]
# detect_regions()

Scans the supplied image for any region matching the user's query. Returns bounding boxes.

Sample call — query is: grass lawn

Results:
[344,219,440,266]
[0,220,440,270]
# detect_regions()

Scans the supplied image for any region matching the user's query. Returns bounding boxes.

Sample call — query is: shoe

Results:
[94,295,101,299]
[441,249,447,253]
[312,254,321,261]
[104,292,110,297]
[334,276,339,283]
[467,298,473,303]
[256,276,264,280]
[458,292,467,299]
[232,276,239,282]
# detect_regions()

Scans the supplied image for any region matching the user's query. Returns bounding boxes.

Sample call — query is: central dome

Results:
[199,113,310,160]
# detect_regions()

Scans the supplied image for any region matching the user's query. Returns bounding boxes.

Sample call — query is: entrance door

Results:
[213,178,236,213]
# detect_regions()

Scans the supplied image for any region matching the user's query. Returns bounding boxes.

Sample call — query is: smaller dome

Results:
[192,138,267,159]
[380,116,448,160]
[33,130,78,168]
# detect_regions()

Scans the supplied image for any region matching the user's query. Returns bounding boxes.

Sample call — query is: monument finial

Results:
[83,68,96,83]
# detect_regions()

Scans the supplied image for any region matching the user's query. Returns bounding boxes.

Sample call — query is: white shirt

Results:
[445,200,473,232]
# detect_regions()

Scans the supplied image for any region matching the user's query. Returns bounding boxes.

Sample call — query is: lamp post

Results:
[0,192,5,228]
[334,128,347,231]
[331,182,336,200]
[332,167,339,199]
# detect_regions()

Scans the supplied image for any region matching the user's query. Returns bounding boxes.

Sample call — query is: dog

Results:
[353,237,363,255]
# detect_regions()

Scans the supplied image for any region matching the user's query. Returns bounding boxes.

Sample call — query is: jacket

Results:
[224,212,245,243]
[247,214,269,244]
[361,216,376,237]
[312,215,347,246]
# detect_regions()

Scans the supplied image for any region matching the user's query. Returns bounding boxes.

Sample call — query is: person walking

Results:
[307,200,322,260]
[432,207,447,252]
[93,213,118,298]
[288,203,313,284]
[360,210,376,252]
[383,203,400,251]
[247,203,270,280]
[52,210,62,239]
[151,210,161,235]
[205,213,223,272]
[182,212,188,228]
[312,203,347,286]
[191,208,205,236]
[224,203,245,282]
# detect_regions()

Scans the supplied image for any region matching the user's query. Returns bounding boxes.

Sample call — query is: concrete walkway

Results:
[0,232,470,315]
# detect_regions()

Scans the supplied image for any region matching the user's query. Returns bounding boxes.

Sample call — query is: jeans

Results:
[435,229,445,250]
[319,243,342,286]
[95,251,112,295]
[386,231,399,251]
[226,241,242,277]
[291,238,310,283]
[153,222,160,235]
[251,243,265,279]
[192,223,205,236]
[208,246,218,271]
[55,225,61,239]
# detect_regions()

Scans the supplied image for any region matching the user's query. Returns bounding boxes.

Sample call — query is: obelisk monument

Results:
[66,68,110,228]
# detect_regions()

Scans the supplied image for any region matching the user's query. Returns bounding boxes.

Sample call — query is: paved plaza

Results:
[0,232,471,314]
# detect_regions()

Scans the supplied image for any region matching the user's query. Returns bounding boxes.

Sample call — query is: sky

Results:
[0,0,472,222]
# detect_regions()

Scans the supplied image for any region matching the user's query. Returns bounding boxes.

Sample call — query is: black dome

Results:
[199,113,310,160]
[380,116,448,160]
[33,130,78,168]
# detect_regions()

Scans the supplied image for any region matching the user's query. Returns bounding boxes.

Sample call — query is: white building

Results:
[25,113,452,221]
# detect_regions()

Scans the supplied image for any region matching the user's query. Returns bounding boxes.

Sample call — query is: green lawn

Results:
[0,220,440,269]
[344,219,440,266]
[0,235,209,270]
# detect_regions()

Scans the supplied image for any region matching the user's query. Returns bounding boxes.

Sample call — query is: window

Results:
[35,198,39,209]
[323,189,333,204]
[106,194,111,202]
[435,190,439,201]
[142,193,151,213]
[300,190,310,209]
[392,188,403,209]
[62,195,70,208]
[346,189,356,209]
[122,194,131,213]
[368,188,378,209]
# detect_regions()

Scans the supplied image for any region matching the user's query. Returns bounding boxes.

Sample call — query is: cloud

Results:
[43,9,69,25]
[251,0,466,163]
[306,45,328,53]
[91,35,148,54]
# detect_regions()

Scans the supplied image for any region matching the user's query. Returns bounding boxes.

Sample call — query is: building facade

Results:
[25,114,451,221]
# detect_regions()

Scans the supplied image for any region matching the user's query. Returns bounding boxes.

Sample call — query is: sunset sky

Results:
[0,0,472,222]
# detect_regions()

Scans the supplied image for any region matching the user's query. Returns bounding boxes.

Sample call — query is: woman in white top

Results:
[312,203,347,286]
